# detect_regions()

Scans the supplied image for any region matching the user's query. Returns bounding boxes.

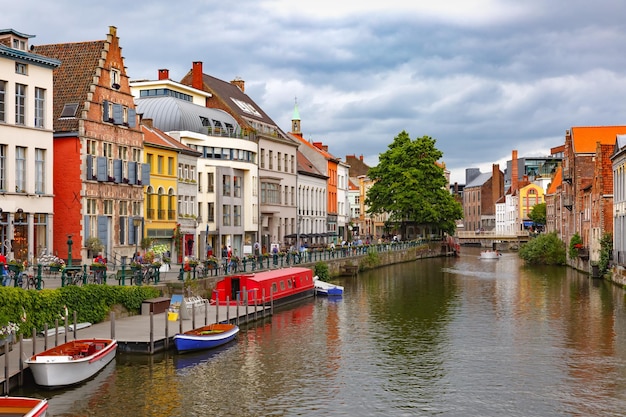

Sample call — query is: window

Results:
[260,148,265,168]
[223,205,231,226]
[103,200,113,215]
[0,145,5,191]
[168,157,174,175]
[16,146,26,192]
[234,176,242,198]
[261,182,280,204]
[111,69,121,90]
[269,150,273,170]
[0,80,5,122]
[234,205,241,226]
[12,39,25,50]
[86,140,96,155]
[60,103,78,118]
[34,88,45,128]
[277,152,282,171]
[147,154,154,173]
[119,201,128,245]
[35,148,45,193]
[15,83,26,125]
[86,199,97,239]
[157,156,163,174]
[207,172,214,192]
[223,175,231,196]
[15,63,27,75]
[207,202,215,222]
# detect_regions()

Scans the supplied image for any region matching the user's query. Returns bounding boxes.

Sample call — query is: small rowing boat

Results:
[25,338,117,387]
[0,396,48,417]
[173,323,239,353]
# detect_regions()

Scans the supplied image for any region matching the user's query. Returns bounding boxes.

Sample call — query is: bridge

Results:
[454,231,531,249]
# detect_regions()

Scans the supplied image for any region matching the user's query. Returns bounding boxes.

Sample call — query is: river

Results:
[16,247,626,416]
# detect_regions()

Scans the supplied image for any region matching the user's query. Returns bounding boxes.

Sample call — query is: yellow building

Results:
[518,182,544,228]
[141,124,200,259]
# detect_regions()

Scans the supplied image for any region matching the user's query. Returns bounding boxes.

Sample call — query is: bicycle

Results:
[87,269,106,284]
[22,272,44,289]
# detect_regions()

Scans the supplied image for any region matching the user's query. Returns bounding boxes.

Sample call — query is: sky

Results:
[7,1,626,184]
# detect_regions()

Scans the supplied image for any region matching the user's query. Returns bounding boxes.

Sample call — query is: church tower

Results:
[291,100,301,134]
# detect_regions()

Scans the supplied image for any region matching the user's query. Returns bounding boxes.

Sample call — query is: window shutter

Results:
[128,161,137,184]
[112,104,123,125]
[128,218,136,245]
[113,159,122,183]
[103,100,109,122]
[96,157,108,181]
[141,163,151,186]
[128,108,136,128]
[84,216,90,244]
[120,217,126,245]
[86,155,94,180]
[97,216,108,255]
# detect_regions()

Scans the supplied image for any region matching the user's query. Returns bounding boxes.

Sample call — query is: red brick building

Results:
[34,27,148,264]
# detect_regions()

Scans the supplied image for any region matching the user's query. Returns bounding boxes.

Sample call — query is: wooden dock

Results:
[0,302,271,394]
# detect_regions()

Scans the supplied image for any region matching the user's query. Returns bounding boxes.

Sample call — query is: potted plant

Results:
[0,312,19,353]
[85,237,104,258]
[8,260,24,273]
[90,262,107,271]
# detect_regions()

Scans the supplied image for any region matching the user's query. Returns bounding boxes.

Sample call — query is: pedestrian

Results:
[0,252,8,287]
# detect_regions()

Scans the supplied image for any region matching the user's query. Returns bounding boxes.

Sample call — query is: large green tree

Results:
[365,131,463,236]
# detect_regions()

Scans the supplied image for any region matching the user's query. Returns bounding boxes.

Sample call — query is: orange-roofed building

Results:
[561,126,626,268]
[544,166,562,234]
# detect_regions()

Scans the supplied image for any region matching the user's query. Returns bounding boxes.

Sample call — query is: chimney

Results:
[360,155,363,161]
[231,77,245,93]
[511,150,518,192]
[141,118,153,128]
[322,145,328,152]
[313,141,323,150]
[192,61,203,90]
[158,69,169,80]
[492,164,501,205]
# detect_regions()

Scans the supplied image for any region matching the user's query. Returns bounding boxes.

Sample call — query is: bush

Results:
[519,232,566,265]
[314,262,330,281]
[568,233,583,260]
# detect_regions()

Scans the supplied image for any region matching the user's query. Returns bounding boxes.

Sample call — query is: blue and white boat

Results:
[173,323,239,353]
[314,277,344,296]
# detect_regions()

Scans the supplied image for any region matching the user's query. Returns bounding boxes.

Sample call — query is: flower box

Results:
[90,264,107,271]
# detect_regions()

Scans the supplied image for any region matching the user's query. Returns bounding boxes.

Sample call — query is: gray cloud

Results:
[7,0,626,183]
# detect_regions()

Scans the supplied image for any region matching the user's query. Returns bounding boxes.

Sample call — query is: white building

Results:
[0,29,60,262]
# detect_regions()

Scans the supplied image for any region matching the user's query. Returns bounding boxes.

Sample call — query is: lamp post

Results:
[66,234,73,267]
[133,217,142,258]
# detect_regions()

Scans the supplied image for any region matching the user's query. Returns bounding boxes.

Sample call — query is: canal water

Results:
[16,247,626,416]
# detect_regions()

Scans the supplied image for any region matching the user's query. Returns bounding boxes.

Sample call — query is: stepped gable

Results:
[32,40,106,133]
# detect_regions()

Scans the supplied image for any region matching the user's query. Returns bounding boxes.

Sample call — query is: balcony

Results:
[562,167,572,184]
[577,247,589,260]
[563,195,573,211]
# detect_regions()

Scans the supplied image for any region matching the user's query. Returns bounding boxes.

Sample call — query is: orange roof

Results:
[571,126,626,153]
[546,166,562,195]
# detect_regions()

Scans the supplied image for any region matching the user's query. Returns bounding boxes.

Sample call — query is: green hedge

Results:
[0,285,161,337]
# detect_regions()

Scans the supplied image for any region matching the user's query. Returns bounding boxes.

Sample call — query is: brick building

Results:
[34,27,149,264]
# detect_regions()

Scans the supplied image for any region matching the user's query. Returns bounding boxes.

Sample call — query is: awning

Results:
[523,221,534,227]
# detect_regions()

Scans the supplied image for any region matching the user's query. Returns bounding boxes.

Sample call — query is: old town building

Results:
[33,26,148,265]
[0,29,60,262]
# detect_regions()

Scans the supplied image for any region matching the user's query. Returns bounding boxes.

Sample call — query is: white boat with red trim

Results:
[25,338,117,387]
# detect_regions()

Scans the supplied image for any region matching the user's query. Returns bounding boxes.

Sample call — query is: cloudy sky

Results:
[7,1,626,183]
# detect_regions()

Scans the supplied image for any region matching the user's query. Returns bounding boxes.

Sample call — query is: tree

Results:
[528,202,546,226]
[518,232,566,265]
[365,131,463,236]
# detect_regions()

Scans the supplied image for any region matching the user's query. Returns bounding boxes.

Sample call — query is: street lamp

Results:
[133,217,142,258]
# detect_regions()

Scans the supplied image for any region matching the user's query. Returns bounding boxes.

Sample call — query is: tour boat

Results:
[480,250,501,260]
[173,323,239,353]
[0,396,48,417]
[314,276,344,296]
[211,267,315,306]
[25,338,117,387]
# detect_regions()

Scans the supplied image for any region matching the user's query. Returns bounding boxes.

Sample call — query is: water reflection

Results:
[15,249,626,416]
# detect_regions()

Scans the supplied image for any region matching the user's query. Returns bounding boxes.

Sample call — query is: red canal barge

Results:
[211,267,315,306]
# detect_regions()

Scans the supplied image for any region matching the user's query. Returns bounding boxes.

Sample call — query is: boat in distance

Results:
[25,338,117,387]
[480,250,501,260]
[0,396,48,417]
[314,277,344,296]
[211,267,315,306]
[173,323,239,353]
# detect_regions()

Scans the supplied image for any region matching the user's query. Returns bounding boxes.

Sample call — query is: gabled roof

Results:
[345,155,370,177]
[465,172,491,188]
[141,124,200,156]
[297,151,327,179]
[33,39,106,133]
[571,126,626,154]
[197,73,278,127]
[546,167,562,195]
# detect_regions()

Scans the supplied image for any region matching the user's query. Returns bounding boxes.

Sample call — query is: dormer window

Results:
[111,69,121,90]
[12,39,26,51]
